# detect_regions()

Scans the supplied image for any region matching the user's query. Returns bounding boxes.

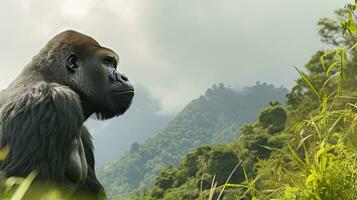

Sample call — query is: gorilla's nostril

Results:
[121,74,129,82]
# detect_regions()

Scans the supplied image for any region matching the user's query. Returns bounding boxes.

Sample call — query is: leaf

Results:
[320,93,328,115]
[320,73,338,98]
[288,144,306,167]
[325,61,339,77]
[297,134,313,149]
[328,116,342,135]
[349,42,357,51]
[294,66,319,98]
[338,49,346,96]
[10,171,37,200]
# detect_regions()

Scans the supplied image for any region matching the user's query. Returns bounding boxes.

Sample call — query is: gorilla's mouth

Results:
[112,90,134,95]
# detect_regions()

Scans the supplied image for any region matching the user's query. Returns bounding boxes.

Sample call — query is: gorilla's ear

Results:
[66,53,79,72]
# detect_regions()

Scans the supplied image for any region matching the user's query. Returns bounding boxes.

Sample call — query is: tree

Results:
[240,124,255,135]
[154,166,177,190]
[258,103,287,134]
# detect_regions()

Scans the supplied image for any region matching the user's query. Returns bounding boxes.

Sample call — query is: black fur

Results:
[0,82,82,180]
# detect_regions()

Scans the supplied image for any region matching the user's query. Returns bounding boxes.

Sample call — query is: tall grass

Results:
[196,3,357,200]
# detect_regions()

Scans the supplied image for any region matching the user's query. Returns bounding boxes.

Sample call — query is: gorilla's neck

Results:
[81,99,96,121]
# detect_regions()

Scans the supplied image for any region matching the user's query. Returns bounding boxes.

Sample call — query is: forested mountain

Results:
[98,82,287,199]
[134,102,289,200]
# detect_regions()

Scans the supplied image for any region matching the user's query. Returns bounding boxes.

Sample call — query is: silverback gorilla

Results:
[0,30,134,199]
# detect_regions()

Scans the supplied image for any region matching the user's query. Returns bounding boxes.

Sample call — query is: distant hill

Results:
[97,82,288,199]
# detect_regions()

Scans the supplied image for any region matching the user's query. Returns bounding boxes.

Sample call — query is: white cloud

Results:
[60,0,97,19]
[0,0,350,114]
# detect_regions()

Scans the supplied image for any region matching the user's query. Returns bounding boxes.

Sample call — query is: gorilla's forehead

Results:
[54,30,120,58]
[52,30,100,48]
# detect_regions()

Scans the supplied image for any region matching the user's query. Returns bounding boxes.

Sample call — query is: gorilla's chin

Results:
[112,91,134,114]
[95,92,134,120]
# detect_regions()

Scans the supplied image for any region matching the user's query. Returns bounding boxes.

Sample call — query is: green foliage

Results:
[134,101,289,199]
[258,102,287,134]
[138,144,243,199]
[154,166,177,190]
[318,9,355,47]
[281,143,357,200]
[240,133,271,160]
[239,124,255,135]
[255,5,357,200]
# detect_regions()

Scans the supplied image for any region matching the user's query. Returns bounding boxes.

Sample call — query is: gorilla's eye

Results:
[103,56,117,68]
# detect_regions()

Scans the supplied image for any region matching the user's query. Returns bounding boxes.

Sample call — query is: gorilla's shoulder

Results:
[0,82,83,122]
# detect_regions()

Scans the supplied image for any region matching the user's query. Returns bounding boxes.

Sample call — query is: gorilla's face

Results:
[66,40,134,120]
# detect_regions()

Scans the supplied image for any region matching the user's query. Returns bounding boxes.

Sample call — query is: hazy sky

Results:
[0,0,350,114]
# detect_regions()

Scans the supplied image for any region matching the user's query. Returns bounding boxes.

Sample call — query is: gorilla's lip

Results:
[112,90,134,95]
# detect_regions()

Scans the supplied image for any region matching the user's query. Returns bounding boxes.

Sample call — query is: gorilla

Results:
[0,30,134,199]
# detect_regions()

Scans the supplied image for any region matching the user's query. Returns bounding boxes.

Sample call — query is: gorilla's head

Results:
[29,30,134,120]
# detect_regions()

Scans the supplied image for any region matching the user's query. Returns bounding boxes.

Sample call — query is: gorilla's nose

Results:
[115,71,130,85]
[115,71,134,91]
[107,67,134,91]
[119,73,129,82]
